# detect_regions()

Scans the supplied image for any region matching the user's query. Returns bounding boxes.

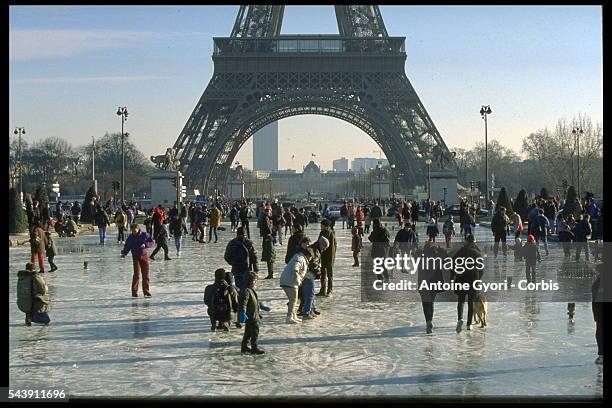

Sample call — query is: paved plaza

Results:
[9,222,603,398]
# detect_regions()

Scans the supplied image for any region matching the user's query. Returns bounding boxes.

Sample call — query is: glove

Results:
[260,304,271,312]
[239,310,248,323]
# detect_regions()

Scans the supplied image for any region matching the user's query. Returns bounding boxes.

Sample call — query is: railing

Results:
[213,36,405,56]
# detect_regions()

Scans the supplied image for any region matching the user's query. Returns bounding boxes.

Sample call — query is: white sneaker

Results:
[285,316,298,324]
[177,251,181,257]
[292,314,303,323]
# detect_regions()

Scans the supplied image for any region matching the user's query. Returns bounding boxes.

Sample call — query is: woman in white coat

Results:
[280,236,313,324]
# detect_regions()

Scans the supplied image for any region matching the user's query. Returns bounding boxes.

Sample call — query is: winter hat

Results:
[527,234,536,243]
[317,236,330,251]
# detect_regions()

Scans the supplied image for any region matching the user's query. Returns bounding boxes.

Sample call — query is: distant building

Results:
[351,157,388,173]
[253,122,278,171]
[332,157,349,172]
[266,160,354,196]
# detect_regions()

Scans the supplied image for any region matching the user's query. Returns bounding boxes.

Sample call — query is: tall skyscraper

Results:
[333,157,349,172]
[253,121,278,171]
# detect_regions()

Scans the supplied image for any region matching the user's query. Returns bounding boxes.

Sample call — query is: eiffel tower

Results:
[173,5,456,196]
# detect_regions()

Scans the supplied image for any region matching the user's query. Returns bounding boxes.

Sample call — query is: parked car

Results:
[445,204,462,216]
[325,205,342,218]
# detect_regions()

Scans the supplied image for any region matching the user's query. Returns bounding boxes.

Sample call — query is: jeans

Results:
[575,242,589,261]
[174,235,182,253]
[209,226,218,242]
[234,272,247,292]
[536,234,549,254]
[98,226,106,243]
[117,226,126,242]
[282,286,299,318]
[301,279,316,316]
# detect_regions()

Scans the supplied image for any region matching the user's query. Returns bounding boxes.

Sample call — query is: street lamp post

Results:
[390,164,396,198]
[116,106,128,206]
[369,167,374,199]
[13,127,25,200]
[376,163,382,200]
[480,105,492,203]
[572,127,584,199]
[425,159,432,201]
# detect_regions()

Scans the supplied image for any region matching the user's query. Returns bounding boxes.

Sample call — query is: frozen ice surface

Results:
[9,223,603,398]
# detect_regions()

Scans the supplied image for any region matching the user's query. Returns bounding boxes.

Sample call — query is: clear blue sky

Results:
[9,5,602,171]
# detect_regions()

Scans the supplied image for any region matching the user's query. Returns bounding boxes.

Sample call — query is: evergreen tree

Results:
[514,189,530,221]
[9,187,28,233]
[563,186,578,216]
[540,187,550,199]
[81,185,96,223]
[34,184,49,209]
[495,187,514,217]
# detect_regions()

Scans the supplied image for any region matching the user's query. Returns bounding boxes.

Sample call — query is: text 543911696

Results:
[2,388,68,402]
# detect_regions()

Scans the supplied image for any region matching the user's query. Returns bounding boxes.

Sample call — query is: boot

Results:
[241,345,252,354]
[426,321,433,334]
[456,319,463,333]
[251,347,265,355]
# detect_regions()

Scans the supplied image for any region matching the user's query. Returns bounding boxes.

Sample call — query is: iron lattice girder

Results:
[173,52,455,194]
[174,5,454,195]
[335,5,389,38]
[230,5,284,38]
[230,5,388,39]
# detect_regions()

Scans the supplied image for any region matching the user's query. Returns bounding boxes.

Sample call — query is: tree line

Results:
[8,132,155,200]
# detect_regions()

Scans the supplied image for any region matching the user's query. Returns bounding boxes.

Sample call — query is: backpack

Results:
[17,270,48,313]
[226,239,249,265]
[211,284,230,321]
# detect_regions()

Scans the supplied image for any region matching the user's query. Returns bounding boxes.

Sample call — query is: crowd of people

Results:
[16,191,603,363]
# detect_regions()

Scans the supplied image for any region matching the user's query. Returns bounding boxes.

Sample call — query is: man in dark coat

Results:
[317,219,337,297]
[490,206,510,257]
[369,218,391,282]
[451,234,484,333]
[224,227,259,291]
